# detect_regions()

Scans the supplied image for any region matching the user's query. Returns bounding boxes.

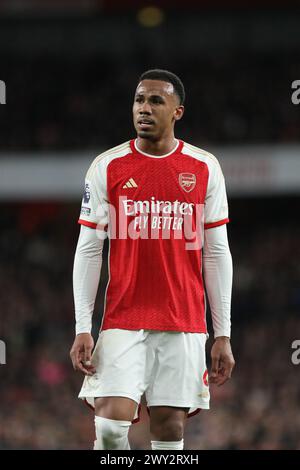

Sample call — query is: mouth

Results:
[137,118,155,130]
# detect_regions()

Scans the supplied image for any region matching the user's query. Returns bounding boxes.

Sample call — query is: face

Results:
[133,79,184,141]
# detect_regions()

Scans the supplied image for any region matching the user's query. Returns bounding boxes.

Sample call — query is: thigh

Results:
[95,396,138,421]
[149,406,189,424]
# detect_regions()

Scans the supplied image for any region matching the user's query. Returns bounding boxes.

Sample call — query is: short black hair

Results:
[139,69,185,105]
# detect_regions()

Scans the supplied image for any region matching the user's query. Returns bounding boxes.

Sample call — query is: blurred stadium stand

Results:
[1,9,300,150]
[0,1,300,449]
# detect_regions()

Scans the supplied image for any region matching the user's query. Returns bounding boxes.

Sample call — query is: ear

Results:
[174,105,184,121]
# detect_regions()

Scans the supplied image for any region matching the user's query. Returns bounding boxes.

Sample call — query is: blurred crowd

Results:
[0,199,299,449]
[0,52,299,152]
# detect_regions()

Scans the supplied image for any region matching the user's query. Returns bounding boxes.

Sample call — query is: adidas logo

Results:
[123,178,138,189]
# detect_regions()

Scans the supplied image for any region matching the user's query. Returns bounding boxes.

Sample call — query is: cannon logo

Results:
[203,369,209,386]
[0,80,6,104]
[179,173,196,193]
[0,340,6,364]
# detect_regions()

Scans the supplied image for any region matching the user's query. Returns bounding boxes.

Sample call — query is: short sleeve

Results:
[78,162,108,231]
[204,162,229,230]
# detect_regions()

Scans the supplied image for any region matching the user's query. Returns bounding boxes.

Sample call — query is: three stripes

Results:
[123,178,138,189]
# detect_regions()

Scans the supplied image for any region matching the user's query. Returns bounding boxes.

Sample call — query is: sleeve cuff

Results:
[78,219,98,229]
[214,333,231,339]
[204,218,230,230]
[76,325,92,335]
[78,219,109,232]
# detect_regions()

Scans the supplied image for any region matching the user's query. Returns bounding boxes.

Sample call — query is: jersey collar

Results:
[130,138,183,158]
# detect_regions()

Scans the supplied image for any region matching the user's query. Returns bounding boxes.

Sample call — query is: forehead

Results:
[135,79,175,98]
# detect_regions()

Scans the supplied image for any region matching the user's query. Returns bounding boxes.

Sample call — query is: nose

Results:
[139,101,152,114]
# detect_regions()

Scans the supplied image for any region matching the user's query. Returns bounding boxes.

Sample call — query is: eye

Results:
[135,96,143,103]
[151,97,164,105]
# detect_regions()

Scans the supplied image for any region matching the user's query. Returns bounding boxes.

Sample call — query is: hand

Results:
[210,336,235,386]
[70,333,96,376]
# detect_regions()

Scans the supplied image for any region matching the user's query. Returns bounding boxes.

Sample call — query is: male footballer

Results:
[70,69,235,450]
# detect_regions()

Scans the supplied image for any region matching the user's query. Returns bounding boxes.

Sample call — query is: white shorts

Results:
[79,329,210,423]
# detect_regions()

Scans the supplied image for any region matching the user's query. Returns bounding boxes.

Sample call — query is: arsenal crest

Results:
[179,173,196,193]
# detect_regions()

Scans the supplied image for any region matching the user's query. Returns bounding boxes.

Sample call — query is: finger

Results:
[82,355,95,370]
[70,345,94,375]
[73,348,91,374]
[79,350,85,363]
[217,376,229,386]
[76,362,94,376]
[70,347,80,370]
[210,356,220,380]
[85,363,96,374]
[77,351,95,375]
[223,358,235,378]
[216,362,234,386]
[84,346,92,364]
[216,374,229,386]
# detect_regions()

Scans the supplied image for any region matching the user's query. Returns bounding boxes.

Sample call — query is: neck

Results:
[136,134,177,156]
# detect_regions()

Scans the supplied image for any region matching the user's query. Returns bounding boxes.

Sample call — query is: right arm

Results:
[73,225,104,336]
[70,226,105,375]
[70,158,108,375]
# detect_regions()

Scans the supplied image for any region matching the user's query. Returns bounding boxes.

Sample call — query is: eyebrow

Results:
[135,93,166,100]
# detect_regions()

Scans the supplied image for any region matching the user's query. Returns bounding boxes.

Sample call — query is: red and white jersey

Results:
[78,139,229,333]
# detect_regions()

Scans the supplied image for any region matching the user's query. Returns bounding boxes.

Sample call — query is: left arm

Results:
[203,224,235,386]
